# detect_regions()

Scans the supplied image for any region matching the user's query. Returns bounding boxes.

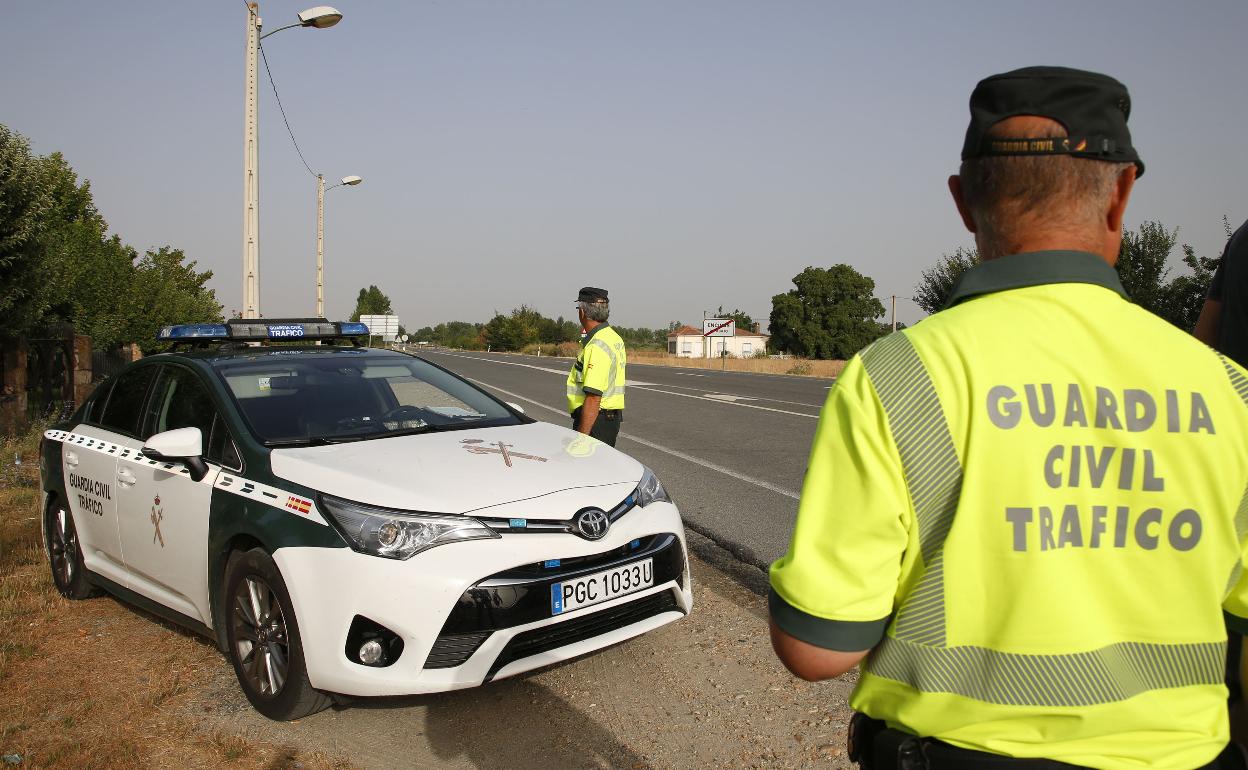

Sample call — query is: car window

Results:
[207,413,242,470]
[149,366,217,441]
[213,353,522,444]
[83,379,114,425]
[99,366,158,437]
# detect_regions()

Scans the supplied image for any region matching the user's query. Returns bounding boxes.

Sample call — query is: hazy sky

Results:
[3,1,1245,331]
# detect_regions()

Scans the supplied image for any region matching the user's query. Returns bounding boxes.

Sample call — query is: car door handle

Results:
[117,468,137,486]
[65,451,79,468]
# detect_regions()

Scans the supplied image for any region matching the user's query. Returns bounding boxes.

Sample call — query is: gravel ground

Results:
[190,533,857,769]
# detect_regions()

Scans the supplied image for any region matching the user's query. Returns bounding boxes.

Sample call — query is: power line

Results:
[258,41,318,178]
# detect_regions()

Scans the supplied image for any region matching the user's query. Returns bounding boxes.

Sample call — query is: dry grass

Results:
[0,425,357,770]
[628,350,845,378]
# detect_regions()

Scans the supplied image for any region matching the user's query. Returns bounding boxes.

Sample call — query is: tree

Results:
[768,265,887,359]
[127,247,223,351]
[912,247,979,314]
[350,285,393,320]
[0,124,54,336]
[1115,220,1219,330]
[714,306,756,333]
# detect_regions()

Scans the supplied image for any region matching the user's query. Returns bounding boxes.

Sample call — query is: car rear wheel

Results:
[224,548,332,721]
[44,500,101,599]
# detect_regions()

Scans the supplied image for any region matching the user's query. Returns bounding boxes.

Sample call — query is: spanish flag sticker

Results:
[285,496,312,515]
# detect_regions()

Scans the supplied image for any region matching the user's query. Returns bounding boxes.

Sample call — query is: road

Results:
[411,348,833,568]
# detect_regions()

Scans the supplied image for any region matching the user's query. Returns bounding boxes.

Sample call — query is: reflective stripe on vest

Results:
[858,332,1226,707]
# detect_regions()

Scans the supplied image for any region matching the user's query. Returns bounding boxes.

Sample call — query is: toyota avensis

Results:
[40,319,692,720]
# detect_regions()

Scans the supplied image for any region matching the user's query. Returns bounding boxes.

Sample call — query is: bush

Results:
[786,361,813,376]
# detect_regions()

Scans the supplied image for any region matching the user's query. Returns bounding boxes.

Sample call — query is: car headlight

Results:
[320,495,499,560]
[634,466,672,507]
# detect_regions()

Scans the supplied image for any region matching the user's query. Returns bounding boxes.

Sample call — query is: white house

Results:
[666,325,770,358]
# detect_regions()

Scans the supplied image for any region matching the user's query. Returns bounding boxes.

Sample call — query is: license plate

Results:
[550,558,653,615]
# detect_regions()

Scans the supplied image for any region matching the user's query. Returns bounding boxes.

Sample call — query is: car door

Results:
[65,365,159,588]
[115,364,227,626]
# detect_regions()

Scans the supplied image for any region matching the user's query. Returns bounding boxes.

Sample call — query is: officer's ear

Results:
[948,175,977,234]
[1105,164,1136,235]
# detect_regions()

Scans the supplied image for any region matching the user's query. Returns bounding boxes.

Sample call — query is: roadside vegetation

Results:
[0,424,353,770]
[0,124,222,353]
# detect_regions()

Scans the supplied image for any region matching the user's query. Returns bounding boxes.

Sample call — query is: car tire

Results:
[223,548,332,721]
[44,499,101,600]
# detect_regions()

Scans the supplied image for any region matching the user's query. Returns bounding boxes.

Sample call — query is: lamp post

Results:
[241,4,342,319]
[316,174,362,318]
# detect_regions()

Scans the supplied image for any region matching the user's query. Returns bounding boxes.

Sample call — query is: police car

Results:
[40,319,691,720]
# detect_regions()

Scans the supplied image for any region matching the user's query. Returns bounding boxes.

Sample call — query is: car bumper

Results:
[275,501,692,696]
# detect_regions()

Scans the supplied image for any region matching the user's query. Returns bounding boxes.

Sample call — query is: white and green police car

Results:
[40,319,691,720]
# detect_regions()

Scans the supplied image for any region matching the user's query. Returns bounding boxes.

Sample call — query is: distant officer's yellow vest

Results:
[770,251,1248,770]
[567,325,626,413]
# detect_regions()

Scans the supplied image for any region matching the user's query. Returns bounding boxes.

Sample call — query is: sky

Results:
[3,0,1246,332]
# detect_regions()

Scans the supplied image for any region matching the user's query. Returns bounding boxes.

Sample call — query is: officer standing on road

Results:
[769,66,1248,769]
[567,287,626,446]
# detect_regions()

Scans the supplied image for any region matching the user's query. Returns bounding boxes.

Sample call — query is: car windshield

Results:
[211,352,522,445]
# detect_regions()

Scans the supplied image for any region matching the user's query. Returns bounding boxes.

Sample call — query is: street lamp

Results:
[316,174,362,318]
[241,3,342,319]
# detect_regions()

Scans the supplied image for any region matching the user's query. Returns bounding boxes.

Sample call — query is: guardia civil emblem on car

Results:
[39,319,692,720]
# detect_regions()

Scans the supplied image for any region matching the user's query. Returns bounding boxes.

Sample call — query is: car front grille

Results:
[485,590,681,680]
[423,630,493,669]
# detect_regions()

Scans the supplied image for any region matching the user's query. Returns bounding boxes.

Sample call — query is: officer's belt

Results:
[849,714,1245,770]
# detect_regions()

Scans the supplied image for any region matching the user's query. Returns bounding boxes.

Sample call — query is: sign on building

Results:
[359,314,401,342]
[702,319,736,337]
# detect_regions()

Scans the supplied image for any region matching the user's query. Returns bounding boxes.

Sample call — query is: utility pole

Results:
[891,295,897,332]
[316,173,325,317]
[241,3,261,319]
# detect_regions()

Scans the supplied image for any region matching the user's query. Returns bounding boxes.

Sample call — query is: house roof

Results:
[667,325,769,338]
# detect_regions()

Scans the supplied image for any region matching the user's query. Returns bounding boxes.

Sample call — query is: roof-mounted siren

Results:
[158,319,370,346]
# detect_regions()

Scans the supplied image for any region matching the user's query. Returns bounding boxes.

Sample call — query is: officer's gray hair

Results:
[959,122,1132,260]
[579,300,610,322]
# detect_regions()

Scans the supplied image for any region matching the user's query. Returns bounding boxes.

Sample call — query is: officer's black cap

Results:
[961,66,1144,177]
[576,287,609,304]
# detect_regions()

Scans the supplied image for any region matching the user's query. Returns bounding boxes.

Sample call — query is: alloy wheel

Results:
[231,576,291,697]
[48,507,77,588]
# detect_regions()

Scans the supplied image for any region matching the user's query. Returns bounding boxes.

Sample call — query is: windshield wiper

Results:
[265,434,373,447]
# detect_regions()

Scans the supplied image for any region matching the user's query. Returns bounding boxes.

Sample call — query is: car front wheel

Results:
[44,500,100,599]
[224,548,331,721]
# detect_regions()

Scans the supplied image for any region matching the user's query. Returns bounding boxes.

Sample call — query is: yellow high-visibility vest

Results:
[771,250,1248,770]
[567,324,626,413]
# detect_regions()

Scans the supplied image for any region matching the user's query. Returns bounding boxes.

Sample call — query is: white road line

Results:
[435,351,819,417]
[628,385,818,419]
[675,373,706,377]
[466,378,802,501]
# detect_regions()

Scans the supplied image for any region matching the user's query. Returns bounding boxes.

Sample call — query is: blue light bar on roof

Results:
[159,324,229,340]
[158,319,370,343]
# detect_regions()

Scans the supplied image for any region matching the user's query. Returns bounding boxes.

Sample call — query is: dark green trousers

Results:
[570,408,622,447]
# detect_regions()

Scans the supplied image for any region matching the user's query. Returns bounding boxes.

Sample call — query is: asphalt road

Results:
[409,348,834,569]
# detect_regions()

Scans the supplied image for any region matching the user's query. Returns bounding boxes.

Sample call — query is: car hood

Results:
[269,421,643,517]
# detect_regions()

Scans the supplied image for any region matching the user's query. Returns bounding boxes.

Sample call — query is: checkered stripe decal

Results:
[44,429,326,526]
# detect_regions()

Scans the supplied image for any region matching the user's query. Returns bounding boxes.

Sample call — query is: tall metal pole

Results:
[891,295,897,332]
[316,174,325,317]
[242,3,262,318]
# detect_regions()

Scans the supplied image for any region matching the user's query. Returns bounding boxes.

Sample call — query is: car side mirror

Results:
[142,427,209,482]
[506,401,526,415]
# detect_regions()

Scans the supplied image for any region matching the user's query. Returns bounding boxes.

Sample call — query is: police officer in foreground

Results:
[769,66,1248,770]
[567,287,626,446]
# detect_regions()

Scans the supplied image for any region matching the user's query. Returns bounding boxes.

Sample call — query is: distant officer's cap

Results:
[576,287,609,304]
[961,66,1144,177]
